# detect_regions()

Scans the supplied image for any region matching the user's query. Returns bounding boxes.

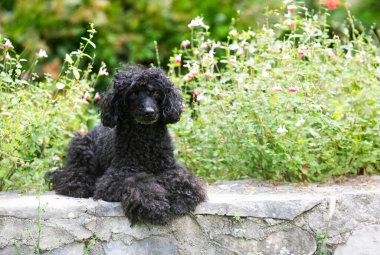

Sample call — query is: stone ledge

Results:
[0,176,379,255]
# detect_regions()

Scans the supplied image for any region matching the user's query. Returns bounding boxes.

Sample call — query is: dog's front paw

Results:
[122,193,170,226]
[170,196,191,216]
[146,199,170,225]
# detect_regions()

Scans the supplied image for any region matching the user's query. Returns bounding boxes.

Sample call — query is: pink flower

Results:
[175,54,182,64]
[236,48,245,56]
[181,40,191,47]
[78,129,88,135]
[94,92,101,100]
[3,39,14,49]
[298,50,305,57]
[99,66,109,76]
[4,52,11,61]
[288,87,297,93]
[52,155,62,161]
[214,41,222,48]
[320,0,342,10]
[229,56,237,65]
[84,91,91,101]
[274,84,283,92]
[184,73,194,82]
[287,4,297,13]
[78,97,88,104]
[201,42,209,49]
[284,19,296,29]
[204,71,213,78]
[325,48,336,59]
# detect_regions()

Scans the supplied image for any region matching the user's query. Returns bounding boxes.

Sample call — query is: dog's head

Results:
[101,65,183,127]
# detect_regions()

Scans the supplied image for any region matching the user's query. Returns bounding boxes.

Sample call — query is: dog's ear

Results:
[101,88,118,128]
[161,86,183,124]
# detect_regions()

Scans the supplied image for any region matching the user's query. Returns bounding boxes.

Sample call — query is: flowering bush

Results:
[0,24,105,191]
[169,1,380,182]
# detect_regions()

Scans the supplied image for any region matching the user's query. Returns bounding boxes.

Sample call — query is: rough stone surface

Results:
[334,224,380,255]
[0,176,379,255]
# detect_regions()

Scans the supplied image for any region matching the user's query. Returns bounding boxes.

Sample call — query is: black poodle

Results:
[47,65,206,225]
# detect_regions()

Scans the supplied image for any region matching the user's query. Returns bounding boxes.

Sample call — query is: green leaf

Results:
[81,37,96,49]
[65,54,73,64]
[73,68,80,80]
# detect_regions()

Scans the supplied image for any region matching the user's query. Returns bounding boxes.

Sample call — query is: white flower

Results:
[229,43,240,51]
[273,84,283,92]
[345,50,352,59]
[229,56,237,65]
[262,69,270,77]
[188,17,209,29]
[37,49,48,58]
[181,40,191,47]
[282,53,291,60]
[52,155,62,161]
[325,48,336,59]
[229,29,238,37]
[296,118,305,127]
[245,57,254,66]
[277,125,288,134]
[99,65,109,76]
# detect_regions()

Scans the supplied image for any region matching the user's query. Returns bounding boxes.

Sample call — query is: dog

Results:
[47,65,206,225]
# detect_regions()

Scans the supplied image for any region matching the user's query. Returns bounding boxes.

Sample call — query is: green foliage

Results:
[2,0,378,73]
[0,24,102,191]
[169,3,380,182]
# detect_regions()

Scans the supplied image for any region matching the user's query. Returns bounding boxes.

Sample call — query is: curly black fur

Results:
[46,65,206,225]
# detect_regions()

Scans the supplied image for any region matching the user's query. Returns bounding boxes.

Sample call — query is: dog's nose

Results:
[144,107,156,117]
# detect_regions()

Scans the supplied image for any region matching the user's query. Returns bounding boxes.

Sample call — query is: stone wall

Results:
[0,176,379,255]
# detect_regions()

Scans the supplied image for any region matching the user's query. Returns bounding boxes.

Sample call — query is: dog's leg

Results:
[158,165,206,216]
[46,135,97,198]
[94,170,170,226]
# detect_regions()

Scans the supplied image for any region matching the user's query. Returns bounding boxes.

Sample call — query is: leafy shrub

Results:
[169,2,380,182]
[1,0,378,73]
[0,24,104,191]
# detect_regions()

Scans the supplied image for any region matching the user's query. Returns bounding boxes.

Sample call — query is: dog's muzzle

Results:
[135,107,159,125]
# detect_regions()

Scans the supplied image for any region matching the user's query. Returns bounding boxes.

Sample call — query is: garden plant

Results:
[0,24,105,191]
[169,0,380,182]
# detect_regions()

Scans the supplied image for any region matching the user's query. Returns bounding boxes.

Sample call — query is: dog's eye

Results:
[129,92,137,98]
[152,91,160,97]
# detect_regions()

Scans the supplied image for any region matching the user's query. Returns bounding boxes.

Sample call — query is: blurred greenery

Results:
[0,0,379,75]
